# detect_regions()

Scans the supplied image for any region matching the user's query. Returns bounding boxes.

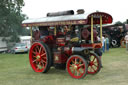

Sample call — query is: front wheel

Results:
[29,42,52,73]
[66,55,88,79]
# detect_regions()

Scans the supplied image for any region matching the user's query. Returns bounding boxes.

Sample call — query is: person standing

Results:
[125,32,128,51]
[95,35,103,67]
[105,35,109,51]
[102,36,105,53]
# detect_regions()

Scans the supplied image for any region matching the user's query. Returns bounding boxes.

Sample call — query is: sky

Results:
[22,0,128,23]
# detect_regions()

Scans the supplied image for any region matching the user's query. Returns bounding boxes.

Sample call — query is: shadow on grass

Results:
[48,67,66,74]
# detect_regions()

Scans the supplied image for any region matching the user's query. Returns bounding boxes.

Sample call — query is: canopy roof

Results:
[22,12,113,27]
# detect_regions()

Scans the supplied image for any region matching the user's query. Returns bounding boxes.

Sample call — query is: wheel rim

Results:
[29,42,47,72]
[88,53,100,74]
[67,55,87,79]
[120,37,126,48]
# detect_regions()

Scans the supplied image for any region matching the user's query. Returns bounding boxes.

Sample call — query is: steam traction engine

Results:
[102,24,128,48]
[22,10,113,79]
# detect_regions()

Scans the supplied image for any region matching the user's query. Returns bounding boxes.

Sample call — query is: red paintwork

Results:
[81,43,102,48]
[64,47,72,56]
[56,38,66,46]
[53,52,68,64]
[87,12,113,24]
[41,35,54,43]
[53,47,72,64]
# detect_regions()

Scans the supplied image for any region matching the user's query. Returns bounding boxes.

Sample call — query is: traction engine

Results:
[22,10,113,79]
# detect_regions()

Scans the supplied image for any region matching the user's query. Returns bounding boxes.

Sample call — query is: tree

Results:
[123,19,128,24]
[0,0,29,42]
[115,21,123,26]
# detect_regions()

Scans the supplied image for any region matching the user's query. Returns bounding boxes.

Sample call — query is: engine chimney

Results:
[47,10,74,17]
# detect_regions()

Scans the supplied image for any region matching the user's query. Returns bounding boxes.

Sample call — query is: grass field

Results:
[0,48,128,85]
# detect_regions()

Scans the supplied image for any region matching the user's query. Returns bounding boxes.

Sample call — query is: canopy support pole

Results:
[54,26,56,36]
[30,26,32,45]
[100,16,102,42]
[91,16,94,43]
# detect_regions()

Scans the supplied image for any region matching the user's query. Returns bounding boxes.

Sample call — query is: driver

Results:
[39,26,49,38]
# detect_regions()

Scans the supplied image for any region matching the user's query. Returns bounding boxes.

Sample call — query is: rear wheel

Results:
[120,37,126,48]
[66,55,88,79]
[111,39,117,47]
[88,53,101,74]
[29,42,52,73]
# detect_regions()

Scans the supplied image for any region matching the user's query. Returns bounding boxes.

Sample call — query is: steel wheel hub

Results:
[89,61,94,66]
[36,55,41,59]
[74,65,78,69]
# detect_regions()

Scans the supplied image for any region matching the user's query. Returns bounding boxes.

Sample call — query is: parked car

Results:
[11,43,28,54]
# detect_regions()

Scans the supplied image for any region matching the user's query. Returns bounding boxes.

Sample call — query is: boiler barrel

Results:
[72,47,92,54]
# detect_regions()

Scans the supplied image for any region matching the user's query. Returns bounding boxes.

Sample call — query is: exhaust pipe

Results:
[47,10,74,17]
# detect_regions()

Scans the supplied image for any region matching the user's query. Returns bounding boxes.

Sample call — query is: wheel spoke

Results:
[37,64,42,70]
[41,59,47,64]
[33,55,37,58]
[73,69,76,75]
[39,46,42,54]
[32,60,37,63]
[41,47,45,54]
[77,69,83,75]
[32,51,37,55]
[92,57,96,62]
[80,67,85,72]
[70,64,74,68]
[40,60,45,68]
[75,58,77,64]
[91,66,96,72]
[93,63,98,67]
[42,57,46,59]
[41,53,46,57]
[78,64,84,68]
[39,62,41,65]
[94,61,98,64]
[37,67,39,70]
[78,59,82,64]
[77,70,79,76]
[71,60,75,64]
[34,46,38,53]
[36,45,40,52]
[89,66,93,72]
